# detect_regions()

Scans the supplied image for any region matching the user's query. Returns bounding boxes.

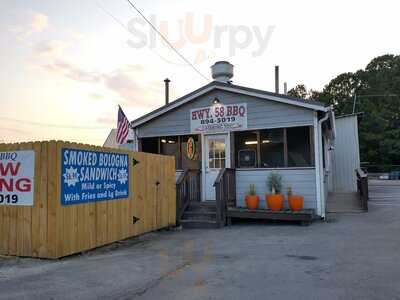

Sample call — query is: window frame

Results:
[234,130,259,169]
[235,126,315,169]
[140,135,201,171]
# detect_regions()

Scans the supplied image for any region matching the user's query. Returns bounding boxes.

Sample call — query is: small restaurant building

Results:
[128,61,336,226]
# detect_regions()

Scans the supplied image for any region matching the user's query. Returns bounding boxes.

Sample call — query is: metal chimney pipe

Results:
[164,78,170,105]
[275,66,280,94]
[211,61,234,83]
[284,82,288,95]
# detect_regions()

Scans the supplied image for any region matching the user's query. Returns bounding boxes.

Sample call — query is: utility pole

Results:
[352,94,357,114]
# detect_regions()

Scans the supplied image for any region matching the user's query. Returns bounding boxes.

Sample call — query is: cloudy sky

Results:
[1,0,399,144]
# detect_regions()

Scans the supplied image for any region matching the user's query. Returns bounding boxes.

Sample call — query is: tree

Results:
[358,55,400,165]
[288,84,308,99]
[287,84,320,100]
[292,54,400,166]
[317,72,362,115]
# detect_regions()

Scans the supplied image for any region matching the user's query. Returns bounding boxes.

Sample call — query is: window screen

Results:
[287,127,312,167]
[141,137,158,154]
[260,129,285,168]
[160,136,181,169]
[235,130,258,168]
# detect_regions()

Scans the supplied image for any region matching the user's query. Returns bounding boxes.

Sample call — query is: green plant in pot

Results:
[266,172,284,211]
[245,184,260,210]
[287,186,304,212]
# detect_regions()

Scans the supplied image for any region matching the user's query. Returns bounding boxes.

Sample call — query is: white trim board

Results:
[313,112,323,217]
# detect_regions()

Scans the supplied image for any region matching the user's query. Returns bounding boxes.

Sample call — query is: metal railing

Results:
[356,168,369,211]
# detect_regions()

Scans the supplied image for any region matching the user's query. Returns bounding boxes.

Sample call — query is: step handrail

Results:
[176,169,201,224]
[214,168,236,227]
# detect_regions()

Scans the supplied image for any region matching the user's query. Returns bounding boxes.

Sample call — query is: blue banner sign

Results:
[61,148,129,205]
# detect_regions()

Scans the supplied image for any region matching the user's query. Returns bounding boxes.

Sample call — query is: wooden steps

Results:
[179,220,220,229]
[180,201,220,229]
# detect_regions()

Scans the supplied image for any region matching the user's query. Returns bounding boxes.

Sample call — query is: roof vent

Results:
[211,61,234,83]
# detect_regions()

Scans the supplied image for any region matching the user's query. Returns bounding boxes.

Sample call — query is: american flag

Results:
[116,106,130,145]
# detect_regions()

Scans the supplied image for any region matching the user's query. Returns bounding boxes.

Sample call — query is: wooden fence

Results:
[0,141,176,258]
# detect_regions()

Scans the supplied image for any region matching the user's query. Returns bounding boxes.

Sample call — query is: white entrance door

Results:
[203,134,230,201]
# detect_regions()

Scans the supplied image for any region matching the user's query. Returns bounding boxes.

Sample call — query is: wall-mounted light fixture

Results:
[212,97,220,105]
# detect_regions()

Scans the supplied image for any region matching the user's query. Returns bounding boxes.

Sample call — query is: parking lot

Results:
[1,181,400,300]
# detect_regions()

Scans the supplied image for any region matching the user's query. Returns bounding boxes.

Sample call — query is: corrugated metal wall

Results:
[331,115,360,192]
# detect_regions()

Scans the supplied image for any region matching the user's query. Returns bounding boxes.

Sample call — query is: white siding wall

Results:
[236,168,317,211]
[137,90,314,137]
[137,88,321,214]
[331,116,360,192]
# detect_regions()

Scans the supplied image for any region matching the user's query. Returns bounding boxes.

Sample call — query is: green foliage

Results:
[287,84,320,100]
[288,84,309,99]
[318,72,363,116]
[294,54,400,165]
[287,186,293,196]
[248,184,257,196]
[267,172,282,194]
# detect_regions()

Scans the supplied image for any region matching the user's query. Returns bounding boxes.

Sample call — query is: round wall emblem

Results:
[186,137,196,160]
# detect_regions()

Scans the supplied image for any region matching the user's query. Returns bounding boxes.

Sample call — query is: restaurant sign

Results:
[0,150,35,206]
[186,137,196,160]
[190,103,248,133]
[61,148,129,206]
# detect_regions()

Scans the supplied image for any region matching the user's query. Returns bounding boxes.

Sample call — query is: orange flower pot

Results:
[266,194,285,211]
[288,195,304,212]
[245,195,260,210]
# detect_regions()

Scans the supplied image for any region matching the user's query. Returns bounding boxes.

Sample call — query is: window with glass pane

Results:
[141,137,159,154]
[208,139,225,169]
[181,135,201,170]
[260,129,285,168]
[235,130,258,168]
[160,136,181,169]
[287,126,312,167]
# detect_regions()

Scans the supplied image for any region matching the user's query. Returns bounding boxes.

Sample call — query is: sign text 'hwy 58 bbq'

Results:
[0,150,35,206]
[190,103,248,133]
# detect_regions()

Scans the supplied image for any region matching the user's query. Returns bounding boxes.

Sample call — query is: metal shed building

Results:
[330,114,361,192]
